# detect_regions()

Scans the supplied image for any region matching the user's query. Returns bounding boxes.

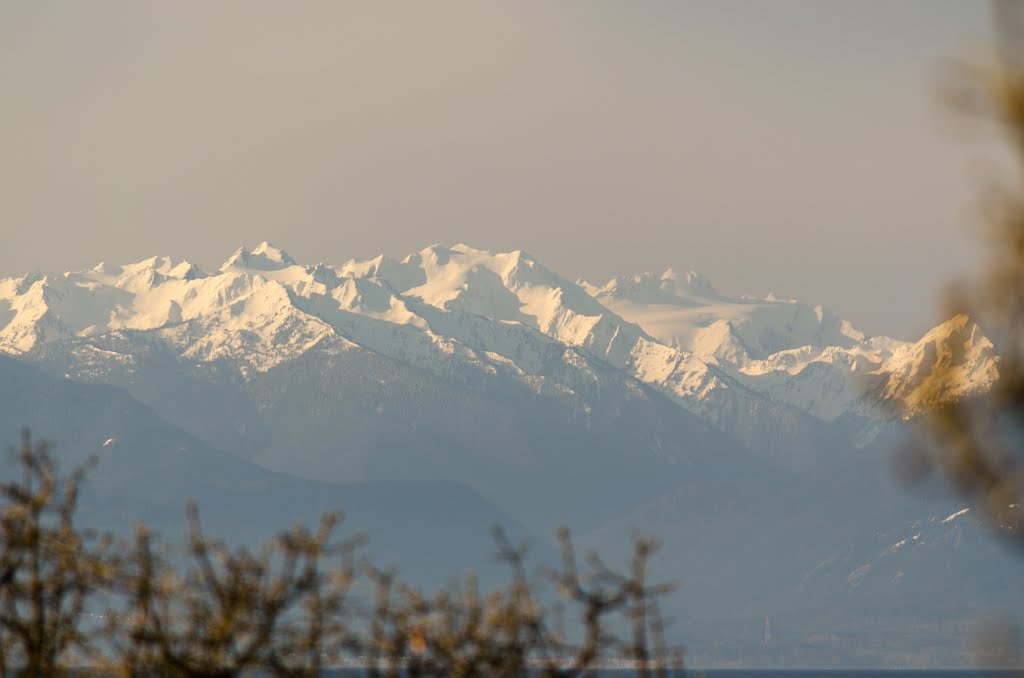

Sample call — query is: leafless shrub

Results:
[0,432,682,676]
[0,430,112,676]
[106,504,363,677]
[360,526,683,678]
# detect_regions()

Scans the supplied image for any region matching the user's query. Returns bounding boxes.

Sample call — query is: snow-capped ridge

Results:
[11,272,45,297]
[84,255,207,285]
[220,241,296,272]
[0,243,1000,431]
[591,268,863,358]
[587,267,999,425]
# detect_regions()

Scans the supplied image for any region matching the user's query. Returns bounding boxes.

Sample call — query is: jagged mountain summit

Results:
[0,242,996,435]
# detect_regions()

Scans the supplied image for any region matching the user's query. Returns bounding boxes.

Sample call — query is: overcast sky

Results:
[0,1,994,338]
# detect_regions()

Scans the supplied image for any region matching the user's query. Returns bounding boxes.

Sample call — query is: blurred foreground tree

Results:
[909,0,1024,544]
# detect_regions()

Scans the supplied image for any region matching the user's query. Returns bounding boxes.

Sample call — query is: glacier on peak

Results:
[0,243,999,432]
[589,268,863,358]
[580,269,717,307]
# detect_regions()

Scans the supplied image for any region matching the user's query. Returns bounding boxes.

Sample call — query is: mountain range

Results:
[0,242,1015,668]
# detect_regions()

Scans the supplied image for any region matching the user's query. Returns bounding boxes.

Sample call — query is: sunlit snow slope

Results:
[584,268,997,423]
[0,243,998,436]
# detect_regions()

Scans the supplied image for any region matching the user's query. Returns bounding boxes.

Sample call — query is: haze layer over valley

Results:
[0,242,1012,668]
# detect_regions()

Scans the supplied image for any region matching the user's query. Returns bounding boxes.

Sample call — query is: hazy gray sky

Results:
[0,1,993,338]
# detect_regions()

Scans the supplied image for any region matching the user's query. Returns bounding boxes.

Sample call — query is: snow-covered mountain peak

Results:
[380,244,638,360]
[398,244,528,280]
[877,314,999,418]
[339,254,393,280]
[253,240,292,261]
[220,242,296,272]
[0,243,1001,434]
[220,246,250,271]
[70,256,207,300]
[7,272,44,297]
